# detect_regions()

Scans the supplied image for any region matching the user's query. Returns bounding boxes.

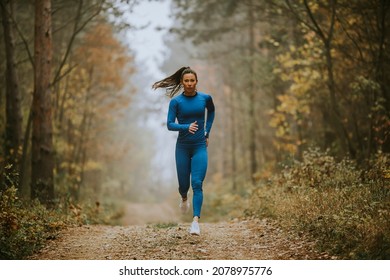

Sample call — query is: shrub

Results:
[0,187,65,259]
[0,186,123,259]
[66,199,125,226]
[249,149,390,259]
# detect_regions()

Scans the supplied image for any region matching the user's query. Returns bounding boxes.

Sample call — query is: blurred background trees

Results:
[0,0,389,209]
[164,1,389,258]
[0,0,139,207]
[168,0,389,187]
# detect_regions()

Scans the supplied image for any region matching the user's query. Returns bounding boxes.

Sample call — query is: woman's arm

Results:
[167,99,190,132]
[205,95,215,138]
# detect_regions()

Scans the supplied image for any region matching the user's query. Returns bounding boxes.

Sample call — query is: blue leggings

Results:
[175,143,208,218]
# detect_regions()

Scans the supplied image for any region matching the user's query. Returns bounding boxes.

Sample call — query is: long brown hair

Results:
[152,66,198,98]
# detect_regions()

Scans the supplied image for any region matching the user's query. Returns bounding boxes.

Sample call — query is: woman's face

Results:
[181,73,197,95]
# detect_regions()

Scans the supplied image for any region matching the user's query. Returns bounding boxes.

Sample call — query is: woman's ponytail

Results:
[152,66,197,98]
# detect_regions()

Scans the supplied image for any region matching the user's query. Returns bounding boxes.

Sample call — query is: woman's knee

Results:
[192,180,203,191]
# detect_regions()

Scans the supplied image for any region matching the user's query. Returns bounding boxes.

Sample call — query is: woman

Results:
[152,66,215,235]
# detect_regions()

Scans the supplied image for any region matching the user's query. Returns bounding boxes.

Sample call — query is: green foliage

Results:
[0,171,125,260]
[0,187,65,259]
[249,149,390,259]
[0,187,124,259]
[282,148,360,189]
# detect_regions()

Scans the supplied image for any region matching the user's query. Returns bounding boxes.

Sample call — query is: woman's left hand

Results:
[188,121,198,134]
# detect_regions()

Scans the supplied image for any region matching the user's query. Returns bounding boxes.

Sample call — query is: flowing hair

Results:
[152,66,198,98]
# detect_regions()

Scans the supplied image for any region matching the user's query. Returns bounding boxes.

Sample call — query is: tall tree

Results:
[54,21,134,201]
[0,0,23,191]
[276,0,390,160]
[247,0,258,182]
[285,0,353,156]
[31,0,54,205]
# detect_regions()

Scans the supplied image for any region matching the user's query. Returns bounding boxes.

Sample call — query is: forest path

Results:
[30,203,332,260]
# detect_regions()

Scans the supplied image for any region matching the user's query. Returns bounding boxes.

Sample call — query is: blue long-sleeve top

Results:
[167,91,215,145]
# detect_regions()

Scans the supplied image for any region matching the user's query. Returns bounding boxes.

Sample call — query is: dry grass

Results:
[248,149,390,259]
[0,186,124,259]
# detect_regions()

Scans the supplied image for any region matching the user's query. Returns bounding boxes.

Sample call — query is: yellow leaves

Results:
[84,160,103,172]
[263,35,280,47]
[383,170,390,180]
[269,111,285,128]
[54,21,135,179]
[272,140,298,155]
[75,23,132,92]
[277,95,298,114]
[275,125,287,138]
[306,1,319,13]
[269,93,307,154]
[270,31,326,155]
[276,52,297,72]
[271,94,310,126]
[284,143,298,155]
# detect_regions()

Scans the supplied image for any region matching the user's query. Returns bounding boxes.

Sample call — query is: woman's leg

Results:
[191,144,208,218]
[175,144,191,198]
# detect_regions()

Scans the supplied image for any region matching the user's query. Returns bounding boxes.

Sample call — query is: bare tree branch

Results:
[0,1,34,68]
[303,0,326,43]
[52,0,104,86]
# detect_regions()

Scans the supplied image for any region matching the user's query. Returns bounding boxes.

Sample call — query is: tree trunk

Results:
[248,0,257,183]
[19,107,32,197]
[375,0,390,153]
[229,86,237,191]
[31,0,54,206]
[323,43,354,157]
[1,0,23,192]
[300,0,353,156]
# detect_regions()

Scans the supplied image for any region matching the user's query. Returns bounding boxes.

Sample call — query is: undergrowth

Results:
[0,186,124,260]
[0,187,62,259]
[248,148,390,259]
[203,178,251,222]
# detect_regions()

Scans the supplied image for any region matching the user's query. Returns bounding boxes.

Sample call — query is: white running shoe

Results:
[179,198,190,214]
[190,221,200,235]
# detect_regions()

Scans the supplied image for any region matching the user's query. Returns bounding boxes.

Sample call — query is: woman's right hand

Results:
[189,121,198,134]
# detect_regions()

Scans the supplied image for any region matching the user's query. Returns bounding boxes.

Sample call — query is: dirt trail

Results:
[121,202,180,226]
[30,202,333,260]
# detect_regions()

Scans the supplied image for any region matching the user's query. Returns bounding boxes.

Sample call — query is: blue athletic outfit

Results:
[167,91,215,218]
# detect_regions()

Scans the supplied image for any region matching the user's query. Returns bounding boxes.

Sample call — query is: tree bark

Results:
[1,0,23,191]
[248,0,258,183]
[31,0,54,206]
[229,86,238,191]
[375,0,390,152]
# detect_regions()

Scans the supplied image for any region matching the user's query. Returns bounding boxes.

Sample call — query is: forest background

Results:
[0,0,389,260]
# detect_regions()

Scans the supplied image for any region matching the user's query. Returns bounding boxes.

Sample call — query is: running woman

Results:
[152,67,215,235]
